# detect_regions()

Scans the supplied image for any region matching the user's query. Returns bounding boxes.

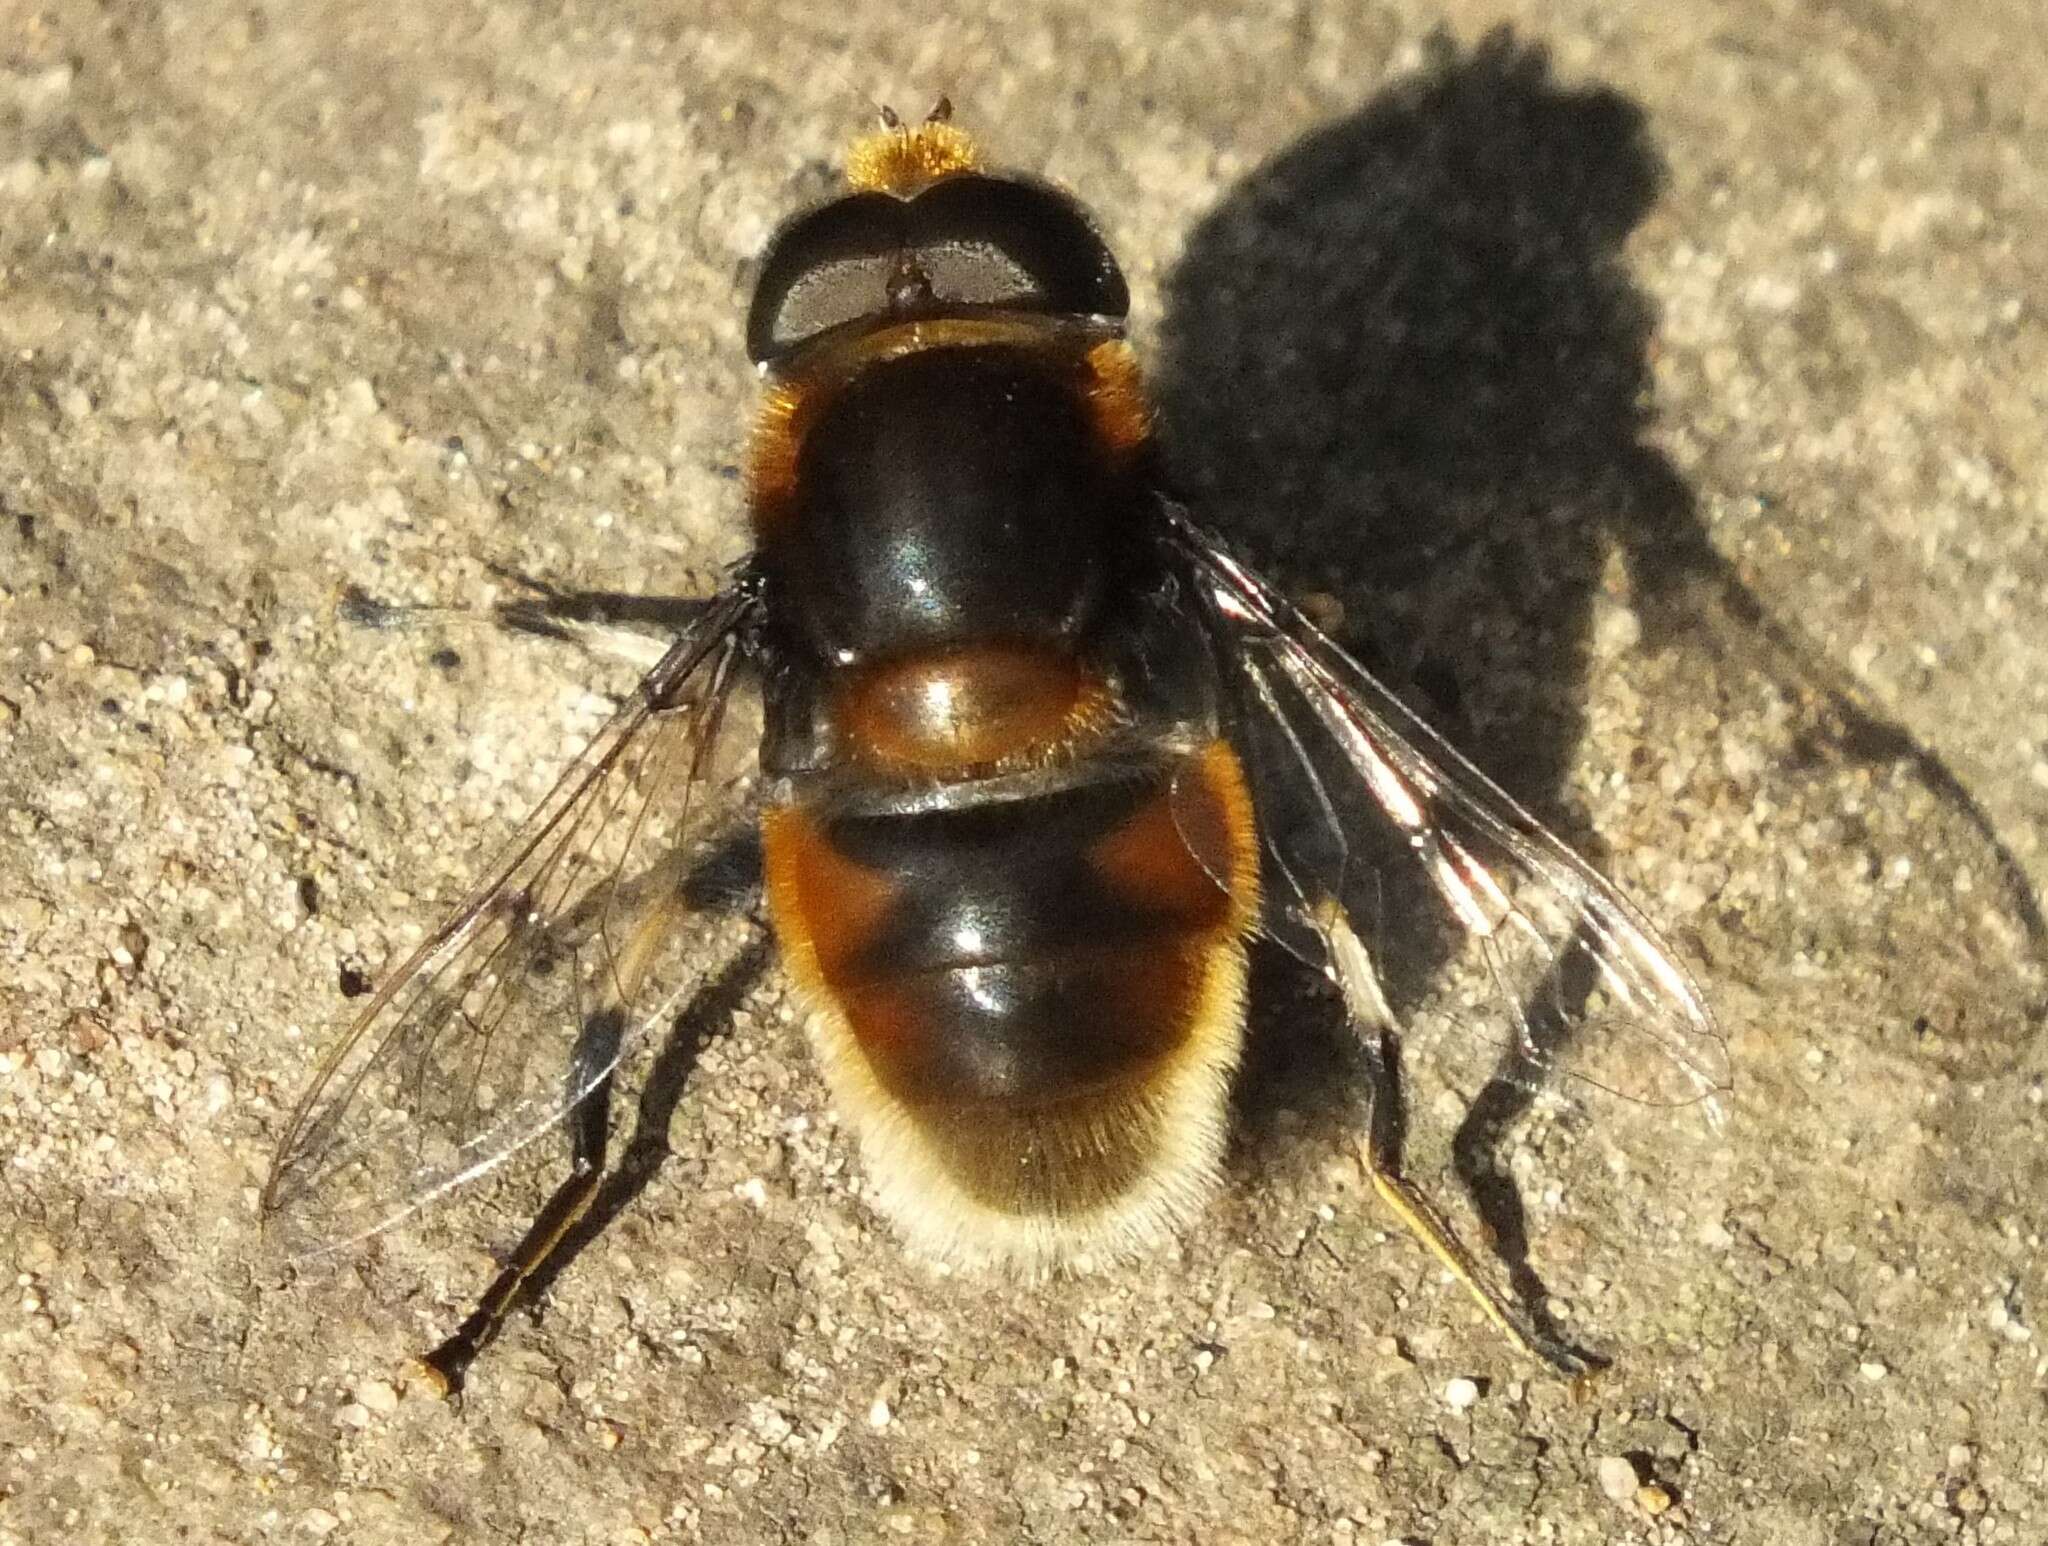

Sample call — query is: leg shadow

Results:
[519,936,775,1311]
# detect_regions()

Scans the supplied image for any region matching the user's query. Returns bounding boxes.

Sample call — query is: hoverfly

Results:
[264,102,1727,1393]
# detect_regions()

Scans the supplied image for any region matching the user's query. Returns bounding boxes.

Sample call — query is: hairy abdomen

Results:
[762,740,1259,1268]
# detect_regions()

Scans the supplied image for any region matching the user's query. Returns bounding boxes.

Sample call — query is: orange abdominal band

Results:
[833,642,1118,776]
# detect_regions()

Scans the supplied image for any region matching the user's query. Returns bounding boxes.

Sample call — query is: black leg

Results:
[331,570,718,652]
[518,938,773,1310]
[416,1009,624,1397]
[482,562,720,644]
[1314,898,1593,1382]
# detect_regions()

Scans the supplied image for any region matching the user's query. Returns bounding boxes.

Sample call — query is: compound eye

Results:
[746,193,905,364]
[746,176,1130,365]
[904,176,1128,323]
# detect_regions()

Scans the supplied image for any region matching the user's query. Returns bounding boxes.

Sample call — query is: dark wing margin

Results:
[1161,508,1729,1120]
[262,582,764,1258]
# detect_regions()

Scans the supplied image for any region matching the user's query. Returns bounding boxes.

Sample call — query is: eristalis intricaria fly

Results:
[264,101,1728,1394]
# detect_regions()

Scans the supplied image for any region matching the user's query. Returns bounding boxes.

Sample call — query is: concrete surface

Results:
[4,1,2046,1541]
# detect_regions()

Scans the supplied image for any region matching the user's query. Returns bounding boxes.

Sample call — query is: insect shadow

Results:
[1156,29,2045,1324]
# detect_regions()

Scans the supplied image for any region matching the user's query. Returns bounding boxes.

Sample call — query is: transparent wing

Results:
[262,583,763,1258]
[1164,511,1728,1120]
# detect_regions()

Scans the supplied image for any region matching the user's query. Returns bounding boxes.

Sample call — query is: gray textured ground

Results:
[5,1,2047,1542]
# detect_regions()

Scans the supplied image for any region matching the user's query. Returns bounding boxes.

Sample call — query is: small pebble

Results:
[1597,1455,1640,1501]
[356,1379,399,1415]
[1636,1482,1674,1515]
[1442,1377,1480,1411]
[335,1403,370,1429]
[1859,1360,1889,1382]
[867,1397,892,1429]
